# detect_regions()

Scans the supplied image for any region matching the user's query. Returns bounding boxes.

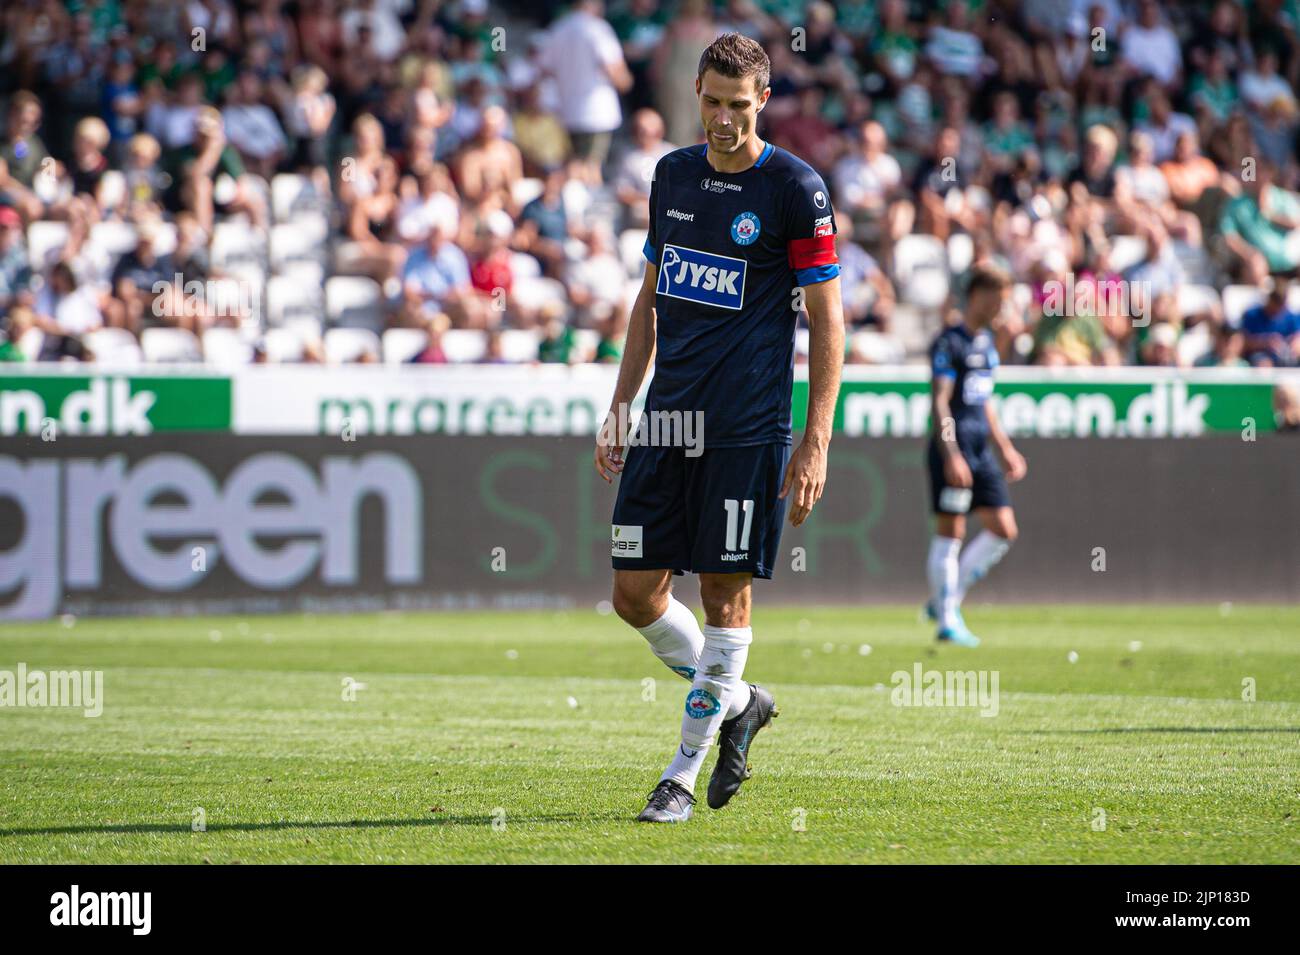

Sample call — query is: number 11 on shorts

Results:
[723,498,754,551]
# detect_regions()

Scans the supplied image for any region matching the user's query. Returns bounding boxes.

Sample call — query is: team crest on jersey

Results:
[730,211,761,246]
[685,688,722,719]
[657,244,746,310]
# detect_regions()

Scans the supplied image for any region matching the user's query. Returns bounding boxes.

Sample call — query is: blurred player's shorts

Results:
[570,130,613,167]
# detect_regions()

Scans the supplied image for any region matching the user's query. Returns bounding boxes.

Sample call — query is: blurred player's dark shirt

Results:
[930,323,998,439]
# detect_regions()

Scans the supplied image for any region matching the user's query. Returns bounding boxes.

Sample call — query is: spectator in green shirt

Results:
[1219,160,1300,284]
[164,106,266,231]
[538,315,576,364]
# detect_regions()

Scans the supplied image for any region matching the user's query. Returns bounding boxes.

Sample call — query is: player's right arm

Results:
[595,260,658,483]
[930,354,972,489]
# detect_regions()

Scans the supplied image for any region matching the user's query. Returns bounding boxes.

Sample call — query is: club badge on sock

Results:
[685,688,721,719]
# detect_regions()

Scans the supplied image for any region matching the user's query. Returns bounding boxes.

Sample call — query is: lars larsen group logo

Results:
[701,178,742,194]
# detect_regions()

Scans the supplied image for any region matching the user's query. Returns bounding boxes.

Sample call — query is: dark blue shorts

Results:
[611,442,790,579]
[927,434,1011,514]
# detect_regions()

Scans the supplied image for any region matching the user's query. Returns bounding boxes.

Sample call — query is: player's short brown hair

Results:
[967,263,1012,297]
[697,33,770,97]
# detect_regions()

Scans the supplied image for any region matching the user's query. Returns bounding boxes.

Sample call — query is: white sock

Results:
[661,624,752,792]
[636,596,704,682]
[636,598,750,718]
[957,530,1012,598]
[927,535,962,631]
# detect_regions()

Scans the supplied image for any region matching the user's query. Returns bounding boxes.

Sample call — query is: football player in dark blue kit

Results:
[924,265,1027,647]
[593,34,845,823]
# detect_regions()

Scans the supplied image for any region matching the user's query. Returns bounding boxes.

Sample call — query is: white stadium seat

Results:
[947,232,974,275]
[271,172,329,223]
[512,177,544,209]
[151,222,179,257]
[267,275,323,326]
[270,221,329,271]
[15,327,44,361]
[89,220,139,258]
[1176,284,1221,320]
[276,257,326,286]
[892,234,949,309]
[211,220,267,270]
[323,326,381,363]
[499,328,542,362]
[1177,322,1213,366]
[1221,284,1265,326]
[572,328,600,362]
[83,328,143,366]
[382,327,428,364]
[850,329,906,364]
[202,327,253,367]
[509,251,541,280]
[325,275,384,329]
[511,276,566,312]
[262,326,306,363]
[141,327,202,363]
[1108,234,1148,274]
[96,170,127,210]
[442,329,487,363]
[26,220,70,268]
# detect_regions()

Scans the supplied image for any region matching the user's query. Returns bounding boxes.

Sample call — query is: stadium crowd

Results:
[1,0,1300,379]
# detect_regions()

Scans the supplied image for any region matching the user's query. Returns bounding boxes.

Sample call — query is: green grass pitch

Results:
[1,605,1296,864]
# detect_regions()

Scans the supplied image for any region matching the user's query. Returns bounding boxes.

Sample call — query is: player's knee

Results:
[699,580,749,629]
[611,579,659,628]
[994,515,1019,542]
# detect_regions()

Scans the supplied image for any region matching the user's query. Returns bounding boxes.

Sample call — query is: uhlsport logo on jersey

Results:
[685,687,721,719]
[731,212,760,245]
[657,244,746,310]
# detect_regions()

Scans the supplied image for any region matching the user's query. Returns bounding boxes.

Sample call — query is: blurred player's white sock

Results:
[957,530,1011,599]
[636,596,704,681]
[927,536,962,630]
[661,624,752,792]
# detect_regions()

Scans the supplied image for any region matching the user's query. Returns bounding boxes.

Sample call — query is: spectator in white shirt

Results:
[340,0,406,63]
[154,73,205,150]
[926,1,985,79]
[1134,90,1198,164]
[832,120,912,247]
[222,71,288,180]
[1121,0,1182,90]
[612,109,674,230]
[1239,48,1297,113]
[537,0,633,183]
[33,262,103,358]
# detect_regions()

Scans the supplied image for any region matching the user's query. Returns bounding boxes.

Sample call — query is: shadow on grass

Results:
[1021,727,1300,734]
[0,812,627,838]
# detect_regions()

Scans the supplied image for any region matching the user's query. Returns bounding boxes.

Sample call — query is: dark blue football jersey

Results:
[930,323,998,437]
[642,141,840,448]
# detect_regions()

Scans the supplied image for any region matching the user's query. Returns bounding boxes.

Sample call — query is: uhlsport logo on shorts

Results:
[685,688,721,719]
[611,524,644,558]
[731,212,760,245]
[657,244,746,310]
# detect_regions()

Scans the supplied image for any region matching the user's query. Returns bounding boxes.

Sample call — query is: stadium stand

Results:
[1,0,1299,372]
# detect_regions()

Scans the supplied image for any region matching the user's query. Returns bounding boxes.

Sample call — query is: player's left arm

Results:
[781,170,845,527]
[782,275,845,526]
[984,400,1027,482]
